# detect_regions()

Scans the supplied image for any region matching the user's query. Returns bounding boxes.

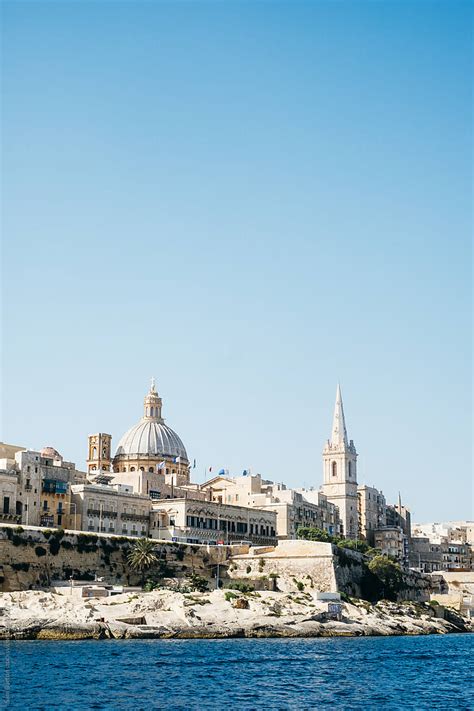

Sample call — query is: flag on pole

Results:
[208,466,212,472]
[158,461,166,470]
[174,456,181,464]
[193,459,196,469]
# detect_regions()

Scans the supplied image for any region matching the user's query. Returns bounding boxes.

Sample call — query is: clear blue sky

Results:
[2,1,472,522]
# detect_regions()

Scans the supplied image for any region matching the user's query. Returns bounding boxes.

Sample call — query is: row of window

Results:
[87,520,147,535]
[86,500,147,516]
[185,516,274,537]
[117,467,180,474]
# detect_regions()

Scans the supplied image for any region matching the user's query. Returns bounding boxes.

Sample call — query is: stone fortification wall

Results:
[229,540,338,593]
[229,540,431,602]
[0,525,244,592]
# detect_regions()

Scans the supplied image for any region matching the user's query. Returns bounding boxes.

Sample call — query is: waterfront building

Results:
[0,442,86,528]
[413,521,474,545]
[374,526,406,565]
[149,497,277,545]
[200,474,341,539]
[357,485,386,544]
[0,467,20,524]
[71,483,151,536]
[409,536,445,573]
[411,522,473,572]
[386,501,412,540]
[321,385,358,539]
[0,442,25,524]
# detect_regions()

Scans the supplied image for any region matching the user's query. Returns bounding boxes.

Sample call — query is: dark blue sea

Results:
[1,634,472,710]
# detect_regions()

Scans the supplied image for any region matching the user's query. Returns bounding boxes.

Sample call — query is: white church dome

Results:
[115,420,188,460]
[114,380,188,462]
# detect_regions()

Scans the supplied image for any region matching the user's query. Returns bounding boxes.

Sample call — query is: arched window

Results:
[130,467,135,472]
[148,467,154,473]
[92,447,97,458]
[348,461,351,477]
[140,467,144,472]
[332,461,337,477]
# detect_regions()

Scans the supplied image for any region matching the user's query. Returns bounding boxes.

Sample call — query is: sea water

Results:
[1,634,472,710]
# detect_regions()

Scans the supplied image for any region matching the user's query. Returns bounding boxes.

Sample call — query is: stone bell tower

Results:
[87,433,112,473]
[321,385,358,539]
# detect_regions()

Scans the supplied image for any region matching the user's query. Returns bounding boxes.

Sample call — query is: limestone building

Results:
[358,485,386,544]
[149,497,277,545]
[321,386,358,539]
[373,527,406,565]
[71,483,151,537]
[0,442,25,524]
[386,501,411,540]
[0,443,86,528]
[410,523,473,572]
[199,474,341,540]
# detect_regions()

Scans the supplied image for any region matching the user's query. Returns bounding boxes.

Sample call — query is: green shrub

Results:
[49,537,61,555]
[246,565,252,574]
[11,562,30,572]
[42,530,53,539]
[12,535,27,547]
[297,527,337,543]
[174,546,185,561]
[61,540,72,550]
[227,581,254,593]
[296,580,305,592]
[187,573,208,593]
[35,546,47,557]
[13,526,24,534]
[366,555,404,602]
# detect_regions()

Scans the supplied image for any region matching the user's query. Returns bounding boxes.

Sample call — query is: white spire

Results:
[150,376,156,393]
[330,383,348,447]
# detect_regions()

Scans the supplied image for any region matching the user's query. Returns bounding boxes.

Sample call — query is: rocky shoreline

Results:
[0,589,471,641]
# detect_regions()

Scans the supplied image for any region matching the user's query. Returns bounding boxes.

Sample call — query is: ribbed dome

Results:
[114,380,188,463]
[115,419,188,461]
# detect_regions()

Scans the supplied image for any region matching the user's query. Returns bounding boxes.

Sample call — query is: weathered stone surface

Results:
[0,589,471,641]
[0,526,238,592]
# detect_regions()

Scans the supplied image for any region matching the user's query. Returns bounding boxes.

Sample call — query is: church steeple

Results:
[331,384,348,447]
[321,384,358,539]
[143,378,163,421]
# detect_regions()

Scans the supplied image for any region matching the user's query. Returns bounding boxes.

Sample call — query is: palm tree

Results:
[127,538,158,587]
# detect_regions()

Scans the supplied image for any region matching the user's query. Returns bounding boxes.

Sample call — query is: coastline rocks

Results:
[0,589,471,641]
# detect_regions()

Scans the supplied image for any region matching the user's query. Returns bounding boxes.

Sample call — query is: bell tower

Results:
[321,385,358,539]
[87,433,112,473]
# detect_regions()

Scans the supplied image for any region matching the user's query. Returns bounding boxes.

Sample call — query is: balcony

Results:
[42,479,69,495]
[40,515,54,527]
[121,512,149,522]
[87,509,118,519]
[0,512,21,523]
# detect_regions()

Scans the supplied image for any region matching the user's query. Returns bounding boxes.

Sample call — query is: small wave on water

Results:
[1,634,472,710]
